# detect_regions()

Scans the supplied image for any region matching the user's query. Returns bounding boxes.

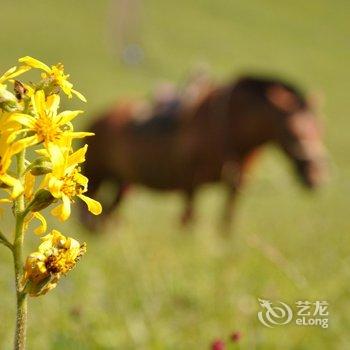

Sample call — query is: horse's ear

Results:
[265,85,300,113]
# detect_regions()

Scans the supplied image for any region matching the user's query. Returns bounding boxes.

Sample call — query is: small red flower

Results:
[211,339,225,350]
[230,331,242,343]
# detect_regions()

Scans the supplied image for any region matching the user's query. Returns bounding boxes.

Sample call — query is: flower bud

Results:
[22,271,57,297]
[22,230,87,296]
[28,158,52,176]
[29,189,55,212]
[0,85,21,112]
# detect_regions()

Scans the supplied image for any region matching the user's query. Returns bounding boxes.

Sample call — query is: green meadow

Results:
[0,0,349,348]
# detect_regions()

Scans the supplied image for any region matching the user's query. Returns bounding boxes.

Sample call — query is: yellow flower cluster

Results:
[22,230,86,296]
[0,56,102,296]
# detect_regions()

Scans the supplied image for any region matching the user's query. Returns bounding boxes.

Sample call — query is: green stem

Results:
[0,230,13,251]
[13,150,27,350]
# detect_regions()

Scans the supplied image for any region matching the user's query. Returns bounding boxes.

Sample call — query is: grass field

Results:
[0,0,349,349]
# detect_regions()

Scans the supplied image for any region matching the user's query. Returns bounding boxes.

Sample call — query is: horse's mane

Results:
[233,76,308,108]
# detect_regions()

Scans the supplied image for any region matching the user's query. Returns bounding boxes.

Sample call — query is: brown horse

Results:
[83,76,328,228]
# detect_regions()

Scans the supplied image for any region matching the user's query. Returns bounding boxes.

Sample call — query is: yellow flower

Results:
[0,113,27,198]
[9,90,93,148]
[22,229,86,296]
[44,143,102,221]
[18,56,86,102]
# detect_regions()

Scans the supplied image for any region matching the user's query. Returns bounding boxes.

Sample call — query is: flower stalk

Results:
[13,149,27,350]
[0,56,101,349]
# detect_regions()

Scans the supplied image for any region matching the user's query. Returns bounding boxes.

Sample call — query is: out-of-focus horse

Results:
[83,76,328,228]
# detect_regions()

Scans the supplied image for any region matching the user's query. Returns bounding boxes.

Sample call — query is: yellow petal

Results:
[50,195,71,221]
[47,143,65,172]
[78,194,102,215]
[67,145,87,168]
[11,135,40,152]
[46,94,60,115]
[0,66,17,82]
[8,113,36,128]
[0,65,31,83]
[0,198,11,203]
[0,148,15,172]
[61,81,73,97]
[0,174,24,198]
[61,194,72,220]
[64,131,94,139]
[33,90,46,115]
[71,89,87,102]
[6,129,30,144]
[35,149,49,157]
[56,110,83,125]
[75,173,88,187]
[0,198,11,216]
[24,172,35,199]
[48,176,63,198]
[33,212,47,235]
[19,56,51,73]
[50,203,63,220]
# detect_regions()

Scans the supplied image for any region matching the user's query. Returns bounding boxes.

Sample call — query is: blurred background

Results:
[0,0,349,349]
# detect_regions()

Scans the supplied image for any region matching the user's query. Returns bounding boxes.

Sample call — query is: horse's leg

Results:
[221,151,261,231]
[87,181,129,232]
[81,169,129,230]
[221,185,239,230]
[220,161,242,233]
[181,189,196,226]
[102,181,129,218]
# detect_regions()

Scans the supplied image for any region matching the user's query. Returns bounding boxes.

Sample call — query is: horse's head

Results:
[266,84,329,189]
